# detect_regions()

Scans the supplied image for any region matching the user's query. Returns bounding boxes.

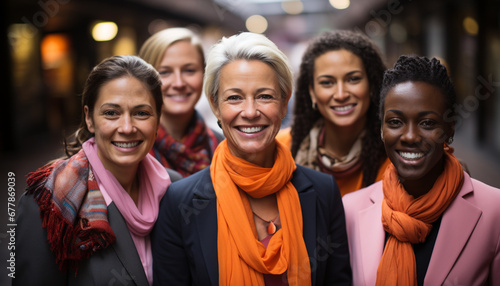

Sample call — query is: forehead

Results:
[384,81,447,112]
[314,49,365,72]
[219,60,278,88]
[96,76,155,106]
[160,40,202,65]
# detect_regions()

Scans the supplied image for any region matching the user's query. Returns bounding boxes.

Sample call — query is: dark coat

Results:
[152,165,352,286]
[13,168,181,286]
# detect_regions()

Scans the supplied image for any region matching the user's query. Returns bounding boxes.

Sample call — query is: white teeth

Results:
[399,152,424,160]
[333,104,354,112]
[114,142,140,148]
[239,126,264,133]
[168,94,188,98]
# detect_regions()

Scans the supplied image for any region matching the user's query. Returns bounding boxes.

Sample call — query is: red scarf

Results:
[26,149,115,271]
[150,111,218,177]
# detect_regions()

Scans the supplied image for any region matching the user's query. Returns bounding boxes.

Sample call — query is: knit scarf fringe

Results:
[26,163,116,273]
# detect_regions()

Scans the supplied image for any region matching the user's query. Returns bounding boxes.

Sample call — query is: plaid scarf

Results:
[150,111,218,177]
[26,149,115,271]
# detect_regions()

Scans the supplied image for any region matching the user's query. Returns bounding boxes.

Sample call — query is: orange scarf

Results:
[210,140,311,286]
[376,150,464,286]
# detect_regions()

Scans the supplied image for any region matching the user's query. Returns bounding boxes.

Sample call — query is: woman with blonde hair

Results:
[139,27,223,177]
[152,32,352,285]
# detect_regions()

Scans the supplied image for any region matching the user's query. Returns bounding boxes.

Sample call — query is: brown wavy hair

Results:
[64,55,163,158]
[290,30,387,187]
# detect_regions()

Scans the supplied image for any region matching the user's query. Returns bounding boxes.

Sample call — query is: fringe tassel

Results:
[26,163,116,273]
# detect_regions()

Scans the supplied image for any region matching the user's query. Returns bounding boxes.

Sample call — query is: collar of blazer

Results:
[358,173,480,285]
[192,166,318,286]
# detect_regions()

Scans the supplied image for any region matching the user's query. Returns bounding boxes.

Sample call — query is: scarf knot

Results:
[211,140,311,286]
[376,151,464,286]
[381,202,431,243]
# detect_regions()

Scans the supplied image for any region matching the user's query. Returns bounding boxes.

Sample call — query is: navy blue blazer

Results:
[152,165,352,285]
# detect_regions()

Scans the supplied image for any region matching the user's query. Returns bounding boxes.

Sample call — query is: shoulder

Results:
[166,168,183,182]
[343,181,383,212]
[462,173,500,210]
[210,128,225,143]
[293,165,336,189]
[163,168,213,203]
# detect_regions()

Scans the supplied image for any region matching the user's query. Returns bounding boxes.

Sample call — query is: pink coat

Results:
[342,172,500,285]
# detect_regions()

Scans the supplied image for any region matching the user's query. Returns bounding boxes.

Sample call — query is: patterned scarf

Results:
[26,149,115,271]
[150,111,218,177]
[376,150,464,286]
[295,118,363,176]
[211,140,311,286]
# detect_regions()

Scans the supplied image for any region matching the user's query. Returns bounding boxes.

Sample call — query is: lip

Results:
[112,140,143,152]
[165,93,191,102]
[330,103,356,115]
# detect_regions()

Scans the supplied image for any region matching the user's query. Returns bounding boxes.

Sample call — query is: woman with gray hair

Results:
[152,32,351,286]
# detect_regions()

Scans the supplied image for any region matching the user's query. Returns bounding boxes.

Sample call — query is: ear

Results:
[84,106,95,133]
[208,95,221,121]
[308,85,317,106]
[281,92,291,119]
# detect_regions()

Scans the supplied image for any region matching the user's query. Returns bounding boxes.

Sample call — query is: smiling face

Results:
[309,49,371,133]
[157,40,204,118]
[85,76,158,175]
[382,81,453,189]
[212,60,287,167]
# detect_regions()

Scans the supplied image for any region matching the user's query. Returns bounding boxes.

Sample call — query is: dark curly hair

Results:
[290,30,387,187]
[379,55,457,124]
[64,55,163,158]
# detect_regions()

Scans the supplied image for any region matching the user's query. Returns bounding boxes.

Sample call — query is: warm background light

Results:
[246,15,268,34]
[92,21,118,41]
[329,0,350,10]
[463,17,479,36]
[282,1,304,15]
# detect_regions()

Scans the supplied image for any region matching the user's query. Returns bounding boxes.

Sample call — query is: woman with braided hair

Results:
[343,55,500,285]
[277,30,390,196]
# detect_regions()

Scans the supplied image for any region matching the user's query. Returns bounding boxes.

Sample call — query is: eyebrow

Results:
[223,87,277,94]
[316,70,363,79]
[386,109,441,117]
[99,103,153,109]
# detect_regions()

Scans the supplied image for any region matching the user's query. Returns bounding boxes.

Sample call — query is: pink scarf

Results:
[82,138,170,285]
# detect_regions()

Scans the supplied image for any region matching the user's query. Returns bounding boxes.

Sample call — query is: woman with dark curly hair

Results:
[277,30,390,196]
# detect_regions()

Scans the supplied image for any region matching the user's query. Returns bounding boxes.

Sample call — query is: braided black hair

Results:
[290,30,387,187]
[379,55,457,122]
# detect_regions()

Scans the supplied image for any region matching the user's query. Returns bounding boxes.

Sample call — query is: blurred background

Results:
[1,0,500,282]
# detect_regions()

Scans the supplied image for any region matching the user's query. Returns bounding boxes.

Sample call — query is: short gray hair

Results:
[203,32,293,106]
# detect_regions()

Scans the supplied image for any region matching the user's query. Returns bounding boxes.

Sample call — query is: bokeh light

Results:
[329,0,350,10]
[282,1,304,15]
[92,22,118,41]
[246,15,268,34]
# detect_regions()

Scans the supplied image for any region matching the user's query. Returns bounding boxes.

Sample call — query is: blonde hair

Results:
[139,27,205,68]
[203,32,293,106]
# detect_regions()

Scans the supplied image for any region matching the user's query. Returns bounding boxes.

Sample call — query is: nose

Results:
[118,114,136,134]
[241,98,259,119]
[333,82,349,101]
[171,71,185,88]
[401,123,421,144]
